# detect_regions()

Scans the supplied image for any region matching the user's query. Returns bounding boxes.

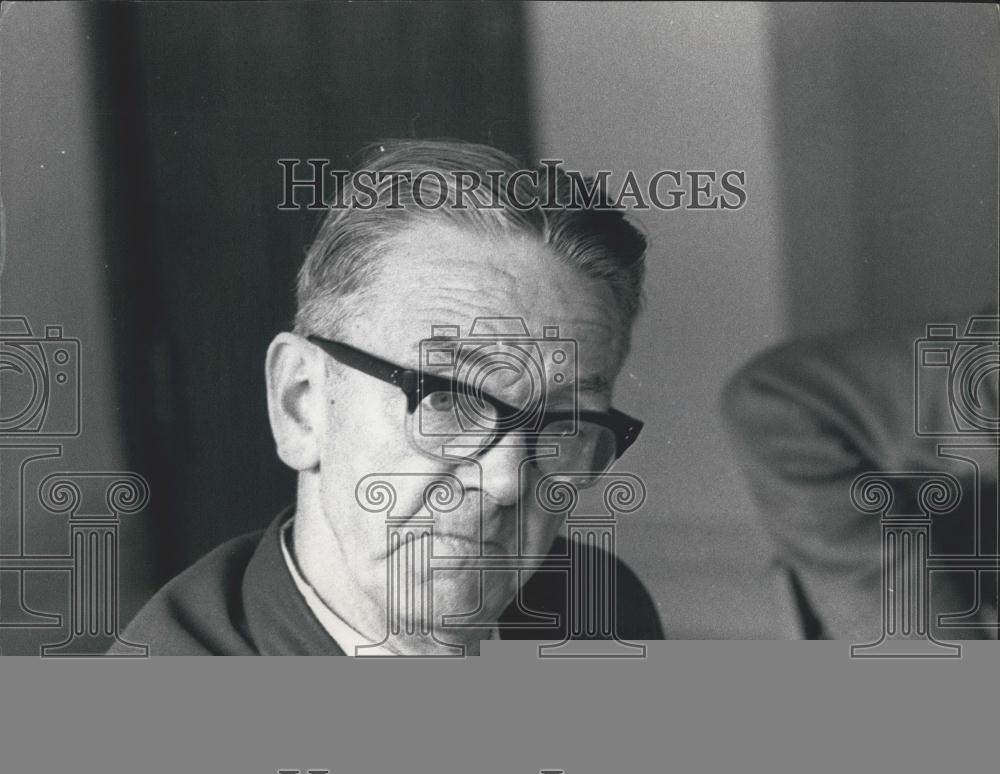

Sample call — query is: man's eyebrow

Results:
[551,375,611,396]
[578,375,611,394]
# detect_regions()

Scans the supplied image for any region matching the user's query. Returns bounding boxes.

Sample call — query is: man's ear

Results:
[265,332,325,471]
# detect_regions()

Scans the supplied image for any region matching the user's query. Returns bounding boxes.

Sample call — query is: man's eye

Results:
[427,392,454,412]
[545,420,575,437]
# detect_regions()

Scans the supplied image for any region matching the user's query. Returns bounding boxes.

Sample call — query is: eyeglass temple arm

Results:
[307,335,407,385]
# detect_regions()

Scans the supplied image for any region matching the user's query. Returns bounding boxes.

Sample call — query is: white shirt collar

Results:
[279,517,498,655]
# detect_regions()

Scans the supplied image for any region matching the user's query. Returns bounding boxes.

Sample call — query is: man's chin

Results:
[431,569,517,626]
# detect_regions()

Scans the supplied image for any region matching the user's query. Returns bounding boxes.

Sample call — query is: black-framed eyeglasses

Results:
[306,334,643,479]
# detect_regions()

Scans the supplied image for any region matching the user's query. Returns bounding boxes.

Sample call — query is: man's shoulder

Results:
[111,529,264,656]
[113,520,665,654]
[504,534,664,641]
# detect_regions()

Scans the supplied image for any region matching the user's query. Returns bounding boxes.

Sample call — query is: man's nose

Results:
[454,441,547,507]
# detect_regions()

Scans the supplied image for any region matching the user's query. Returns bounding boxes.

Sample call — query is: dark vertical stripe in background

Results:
[88,4,182,585]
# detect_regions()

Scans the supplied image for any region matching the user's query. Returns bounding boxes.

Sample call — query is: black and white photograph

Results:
[1,1,997,771]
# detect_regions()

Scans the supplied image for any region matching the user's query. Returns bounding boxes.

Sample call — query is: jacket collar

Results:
[242,507,347,655]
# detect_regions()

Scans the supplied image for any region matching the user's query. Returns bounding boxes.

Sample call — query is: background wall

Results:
[0,1,155,652]
[769,2,999,334]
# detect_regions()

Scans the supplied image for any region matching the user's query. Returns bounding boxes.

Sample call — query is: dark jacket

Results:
[112,508,663,655]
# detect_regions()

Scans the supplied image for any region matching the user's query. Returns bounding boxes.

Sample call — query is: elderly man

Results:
[113,140,663,655]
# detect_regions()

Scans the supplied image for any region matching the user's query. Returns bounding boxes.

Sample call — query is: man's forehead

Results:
[395,309,623,379]
[344,221,627,374]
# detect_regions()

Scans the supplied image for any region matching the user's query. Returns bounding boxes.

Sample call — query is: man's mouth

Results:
[380,530,508,559]
[432,531,508,555]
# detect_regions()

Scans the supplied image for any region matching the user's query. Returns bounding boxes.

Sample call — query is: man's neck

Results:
[290,506,496,656]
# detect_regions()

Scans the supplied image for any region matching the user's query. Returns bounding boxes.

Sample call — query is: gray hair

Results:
[293,139,647,345]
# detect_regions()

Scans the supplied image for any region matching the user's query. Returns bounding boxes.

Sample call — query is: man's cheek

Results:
[524,509,563,551]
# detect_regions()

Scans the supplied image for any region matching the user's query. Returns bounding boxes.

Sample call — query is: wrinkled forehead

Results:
[342,222,627,380]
